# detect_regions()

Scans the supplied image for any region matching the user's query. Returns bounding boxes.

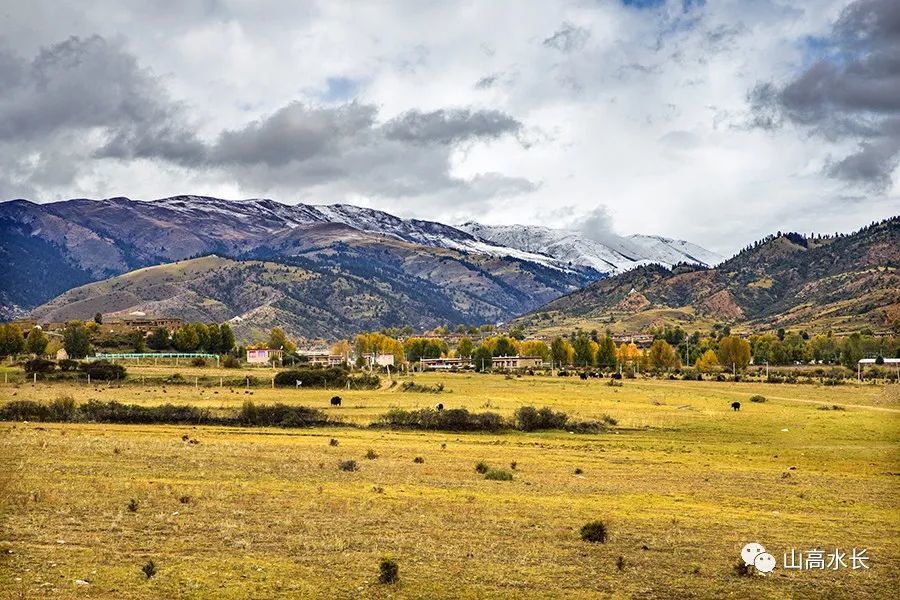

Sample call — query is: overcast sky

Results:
[1,0,898,254]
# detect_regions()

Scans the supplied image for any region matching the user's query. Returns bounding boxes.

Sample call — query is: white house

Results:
[363,353,395,368]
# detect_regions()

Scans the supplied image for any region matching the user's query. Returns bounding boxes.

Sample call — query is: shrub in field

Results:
[514,406,568,431]
[733,559,752,577]
[339,459,359,472]
[580,521,608,543]
[601,414,618,426]
[79,360,126,380]
[80,400,213,425]
[574,468,584,475]
[475,461,489,474]
[127,498,139,512]
[191,357,207,367]
[238,401,330,427]
[616,556,625,571]
[329,438,340,446]
[484,468,513,481]
[222,355,240,368]
[142,560,157,579]
[179,495,191,504]
[749,395,766,403]
[413,456,424,463]
[0,400,52,421]
[24,358,56,374]
[274,367,357,388]
[607,378,623,387]
[50,395,77,421]
[375,407,506,432]
[57,359,80,372]
[365,449,379,460]
[378,558,399,584]
[400,381,445,393]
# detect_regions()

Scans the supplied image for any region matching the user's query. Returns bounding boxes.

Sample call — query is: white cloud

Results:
[0,0,896,255]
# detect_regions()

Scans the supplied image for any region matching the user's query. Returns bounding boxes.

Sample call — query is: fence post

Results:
[220,377,223,388]
[271,377,275,389]
[33,372,37,384]
[195,377,198,389]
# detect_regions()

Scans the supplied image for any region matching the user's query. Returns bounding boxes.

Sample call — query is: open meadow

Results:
[1,368,899,598]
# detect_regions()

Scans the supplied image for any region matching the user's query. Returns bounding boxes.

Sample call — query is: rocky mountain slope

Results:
[517,218,900,334]
[1,195,600,324]
[458,222,724,274]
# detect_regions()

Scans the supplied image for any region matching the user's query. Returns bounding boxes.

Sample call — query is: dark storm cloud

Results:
[195,103,530,199]
[748,0,900,188]
[382,108,521,145]
[0,36,197,150]
[0,35,532,203]
[542,23,590,53]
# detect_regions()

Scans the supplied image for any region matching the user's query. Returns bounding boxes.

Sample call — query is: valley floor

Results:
[1,372,898,598]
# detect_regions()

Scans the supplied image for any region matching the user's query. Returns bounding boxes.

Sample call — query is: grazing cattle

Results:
[435,403,444,411]
[579,372,588,380]
[330,396,342,407]
[731,401,741,411]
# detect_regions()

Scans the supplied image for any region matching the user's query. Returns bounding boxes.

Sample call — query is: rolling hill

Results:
[516,217,900,335]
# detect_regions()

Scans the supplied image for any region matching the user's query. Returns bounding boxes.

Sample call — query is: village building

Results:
[492,355,543,370]
[421,357,471,371]
[246,348,283,365]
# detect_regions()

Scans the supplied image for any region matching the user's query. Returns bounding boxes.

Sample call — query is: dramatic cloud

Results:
[749,0,900,188]
[1,0,897,254]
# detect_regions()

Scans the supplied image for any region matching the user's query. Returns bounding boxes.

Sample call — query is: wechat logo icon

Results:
[742,542,776,574]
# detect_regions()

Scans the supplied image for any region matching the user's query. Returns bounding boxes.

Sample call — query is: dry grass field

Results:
[1,367,898,598]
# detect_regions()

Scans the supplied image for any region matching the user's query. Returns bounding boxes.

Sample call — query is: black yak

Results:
[731,401,741,411]
[435,403,444,411]
[330,396,342,407]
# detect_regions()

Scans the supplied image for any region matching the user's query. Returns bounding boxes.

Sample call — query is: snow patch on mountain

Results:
[458,222,724,274]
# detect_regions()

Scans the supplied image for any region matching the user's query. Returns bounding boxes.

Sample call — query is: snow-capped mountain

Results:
[146,196,574,272]
[458,222,724,274]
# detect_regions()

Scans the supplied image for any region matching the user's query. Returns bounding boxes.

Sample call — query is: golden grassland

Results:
[1,367,899,598]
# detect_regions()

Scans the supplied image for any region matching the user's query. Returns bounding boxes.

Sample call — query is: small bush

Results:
[475,461,489,474]
[142,560,157,579]
[510,461,517,470]
[179,495,191,504]
[484,468,513,481]
[616,556,625,571]
[24,358,57,374]
[50,395,77,420]
[749,395,766,403]
[127,498,139,512]
[607,378,623,387]
[339,460,359,472]
[329,438,339,446]
[58,359,80,372]
[601,414,618,426]
[574,467,584,475]
[400,381,445,393]
[378,558,399,584]
[222,355,240,368]
[413,456,424,464]
[734,559,753,577]
[514,406,568,431]
[191,357,207,367]
[365,449,379,460]
[80,360,126,380]
[580,521,608,543]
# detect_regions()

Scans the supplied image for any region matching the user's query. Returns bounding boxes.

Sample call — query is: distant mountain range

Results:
[2,195,610,337]
[516,217,900,335]
[458,222,725,273]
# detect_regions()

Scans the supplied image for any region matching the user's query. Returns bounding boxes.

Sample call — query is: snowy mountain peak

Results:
[458,222,724,274]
